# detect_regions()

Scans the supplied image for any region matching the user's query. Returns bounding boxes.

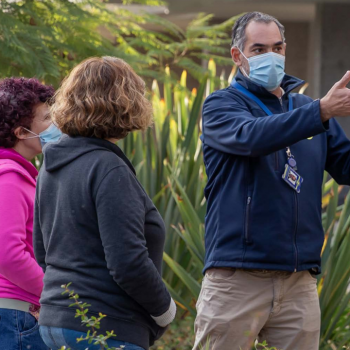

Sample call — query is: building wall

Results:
[320,4,350,97]
[319,3,350,135]
[283,22,310,86]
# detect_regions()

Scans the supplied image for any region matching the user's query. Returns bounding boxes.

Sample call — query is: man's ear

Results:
[14,126,28,140]
[231,47,243,67]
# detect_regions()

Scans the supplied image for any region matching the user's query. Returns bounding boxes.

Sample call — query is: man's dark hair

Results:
[231,12,285,50]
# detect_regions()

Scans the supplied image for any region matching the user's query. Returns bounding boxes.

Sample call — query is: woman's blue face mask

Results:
[239,49,286,91]
[22,123,62,148]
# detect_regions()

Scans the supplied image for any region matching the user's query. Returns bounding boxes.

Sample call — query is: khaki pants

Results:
[193,268,320,350]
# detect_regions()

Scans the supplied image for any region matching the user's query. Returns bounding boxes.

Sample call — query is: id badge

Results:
[282,164,303,193]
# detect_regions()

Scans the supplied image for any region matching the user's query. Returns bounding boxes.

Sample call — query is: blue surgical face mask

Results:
[23,123,62,147]
[239,49,286,91]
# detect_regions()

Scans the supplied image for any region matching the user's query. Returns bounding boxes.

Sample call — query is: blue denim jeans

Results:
[0,308,49,350]
[39,326,146,350]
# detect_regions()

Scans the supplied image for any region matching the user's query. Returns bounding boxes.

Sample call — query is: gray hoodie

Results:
[34,135,175,349]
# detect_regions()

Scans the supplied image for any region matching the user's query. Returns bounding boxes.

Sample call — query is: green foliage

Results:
[0,0,238,86]
[118,60,236,318]
[60,283,122,350]
[318,180,350,349]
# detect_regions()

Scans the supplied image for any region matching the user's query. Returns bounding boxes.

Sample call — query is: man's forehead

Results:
[245,21,283,45]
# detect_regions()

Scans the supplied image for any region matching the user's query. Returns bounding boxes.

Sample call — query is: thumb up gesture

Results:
[320,71,350,122]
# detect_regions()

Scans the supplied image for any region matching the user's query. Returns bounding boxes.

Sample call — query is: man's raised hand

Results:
[320,71,350,122]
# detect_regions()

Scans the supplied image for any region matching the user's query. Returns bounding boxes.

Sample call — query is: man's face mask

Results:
[22,123,62,147]
[239,49,286,91]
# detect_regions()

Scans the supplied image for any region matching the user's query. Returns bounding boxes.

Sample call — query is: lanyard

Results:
[231,79,303,193]
[231,79,293,115]
[231,79,294,162]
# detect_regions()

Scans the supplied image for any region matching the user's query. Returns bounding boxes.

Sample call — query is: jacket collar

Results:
[43,135,136,175]
[0,147,38,180]
[233,69,305,99]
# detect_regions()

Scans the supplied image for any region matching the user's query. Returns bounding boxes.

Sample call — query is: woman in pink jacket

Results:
[0,77,61,349]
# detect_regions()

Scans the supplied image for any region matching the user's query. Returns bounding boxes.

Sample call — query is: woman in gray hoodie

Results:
[34,57,176,350]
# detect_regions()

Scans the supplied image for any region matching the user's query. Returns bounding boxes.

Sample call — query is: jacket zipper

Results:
[293,192,299,272]
[245,196,252,243]
[274,152,279,171]
[279,94,299,272]
[274,97,285,171]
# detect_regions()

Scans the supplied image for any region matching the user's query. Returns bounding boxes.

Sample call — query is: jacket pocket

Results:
[245,195,252,244]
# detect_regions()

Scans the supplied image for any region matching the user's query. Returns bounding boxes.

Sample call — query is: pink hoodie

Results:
[0,148,44,305]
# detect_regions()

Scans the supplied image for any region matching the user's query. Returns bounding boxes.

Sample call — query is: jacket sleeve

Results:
[95,165,175,322]
[0,172,44,297]
[202,92,329,156]
[33,194,47,273]
[325,118,350,185]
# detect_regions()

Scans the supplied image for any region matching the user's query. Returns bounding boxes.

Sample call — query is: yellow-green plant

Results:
[118,60,236,316]
[318,178,350,348]
[118,61,229,315]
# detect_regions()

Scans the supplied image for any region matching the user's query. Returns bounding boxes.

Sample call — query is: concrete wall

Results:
[320,4,350,97]
[318,3,350,135]
[284,22,310,85]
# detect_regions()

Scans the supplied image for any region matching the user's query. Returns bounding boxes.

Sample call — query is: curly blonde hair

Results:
[51,56,153,140]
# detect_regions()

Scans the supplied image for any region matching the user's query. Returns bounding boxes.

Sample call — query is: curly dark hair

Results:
[0,78,55,148]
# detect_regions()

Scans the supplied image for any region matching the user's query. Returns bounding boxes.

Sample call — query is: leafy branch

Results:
[60,283,123,350]
[0,0,238,86]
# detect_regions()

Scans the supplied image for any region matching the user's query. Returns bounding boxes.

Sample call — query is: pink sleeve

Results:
[0,172,44,297]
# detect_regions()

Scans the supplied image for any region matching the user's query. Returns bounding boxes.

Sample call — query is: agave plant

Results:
[318,178,350,348]
[117,60,235,316]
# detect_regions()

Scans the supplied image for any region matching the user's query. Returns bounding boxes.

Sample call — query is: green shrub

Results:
[117,60,236,317]
[0,0,238,87]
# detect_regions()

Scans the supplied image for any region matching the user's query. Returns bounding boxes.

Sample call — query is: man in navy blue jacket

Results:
[193,12,350,350]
